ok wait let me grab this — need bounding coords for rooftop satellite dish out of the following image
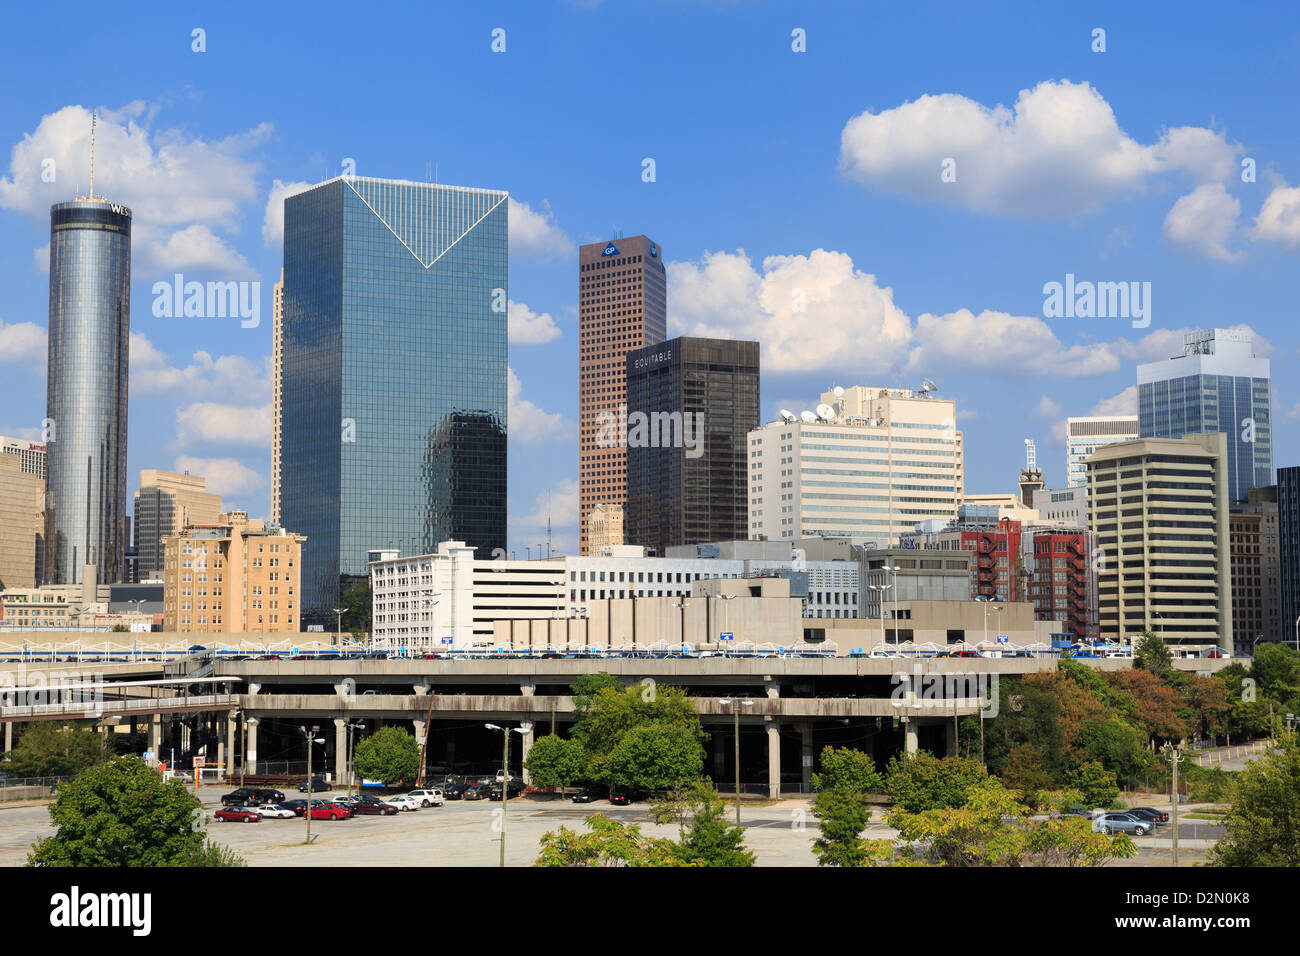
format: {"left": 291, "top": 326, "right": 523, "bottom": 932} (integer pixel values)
{"left": 779, "top": 409, "right": 796, "bottom": 424}
{"left": 816, "top": 403, "right": 836, "bottom": 422}
{"left": 833, "top": 386, "right": 845, "bottom": 399}
{"left": 922, "top": 378, "right": 938, "bottom": 393}
{"left": 800, "top": 411, "right": 817, "bottom": 423}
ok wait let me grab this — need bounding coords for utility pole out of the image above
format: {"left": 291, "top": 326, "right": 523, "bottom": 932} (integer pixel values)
{"left": 1164, "top": 744, "right": 1182, "bottom": 867}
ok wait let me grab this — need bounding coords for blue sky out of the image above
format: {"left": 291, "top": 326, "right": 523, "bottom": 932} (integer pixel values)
{"left": 1, "top": 0, "right": 1298, "bottom": 556}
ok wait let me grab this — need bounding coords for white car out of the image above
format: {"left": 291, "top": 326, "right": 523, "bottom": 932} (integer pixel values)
{"left": 386, "top": 795, "right": 421, "bottom": 812}
{"left": 407, "top": 789, "right": 444, "bottom": 807}
{"left": 256, "top": 804, "right": 296, "bottom": 819}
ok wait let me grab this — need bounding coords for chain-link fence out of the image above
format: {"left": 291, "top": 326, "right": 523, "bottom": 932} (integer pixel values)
{"left": 0, "top": 775, "right": 71, "bottom": 803}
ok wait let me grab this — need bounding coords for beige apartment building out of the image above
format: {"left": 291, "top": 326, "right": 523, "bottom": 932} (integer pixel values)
{"left": 0, "top": 438, "right": 46, "bottom": 589}
{"left": 1087, "top": 433, "right": 1231, "bottom": 650}
{"left": 271, "top": 269, "right": 284, "bottom": 524}
{"left": 587, "top": 502, "right": 624, "bottom": 552}
{"left": 163, "top": 511, "right": 305, "bottom": 633}
{"left": 133, "top": 470, "right": 222, "bottom": 581}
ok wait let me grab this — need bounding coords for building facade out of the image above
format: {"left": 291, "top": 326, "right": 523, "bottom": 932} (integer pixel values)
{"left": 44, "top": 198, "right": 132, "bottom": 586}
{"left": 578, "top": 236, "right": 667, "bottom": 554}
{"left": 1279, "top": 467, "right": 1300, "bottom": 650}
{"left": 270, "top": 268, "right": 284, "bottom": 525}
{"left": 0, "top": 438, "right": 46, "bottom": 589}
{"left": 587, "top": 503, "right": 623, "bottom": 552}
{"left": 280, "top": 177, "right": 508, "bottom": 623}
{"left": 1088, "top": 434, "right": 1231, "bottom": 649}
{"left": 1066, "top": 416, "right": 1138, "bottom": 488}
{"left": 162, "top": 512, "right": 305, "bottom": 633}
{"left": 748, "top": 385, "right": 963, "bottom": 544}
{"left": 132, "top": 470, "right": 222, "bottom": 581}
{"left": 1138, "top": 328, "right": 1272, "bottom": 505}
{"left": 624, "top": 336, "right": 759, "bottom": 555}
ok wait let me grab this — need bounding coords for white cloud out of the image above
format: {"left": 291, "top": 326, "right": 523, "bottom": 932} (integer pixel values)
{"left": 0, "top": 319, "right": 46, "bottom": 363}
{"left": 838, "top": 79, "right": 1239, "bottom": 218}
{"left": 1088, "top": 386, "right": 1138, "bottom": 418}
{"left": 907, "top": 309, "right": 1121, "bottom": 378}
{"left": 668, "top": 248, "right": 911, "bottom": 374}
{"left": 33, "top": 244, "right": 48, "bottom": 274}
{"left": 262, "top": 179, "right": 313, "bottom": 248}
{"left": 131, "top": 332, "right": 269, "bottom": 399}
{"left": 511, "top": 478, "right": 579, "bottom": 554}
{"left": 1033, "top": 395, "right": 1062, "bottom": 420}
{"left": 1163, "top": 183, "right": 1242, "bottom": 261}
{"left": 138, "top": 223, "right": 255, "bottom": 276}
{"left": 1251, "top": 182, "right": 1300, "bottom": 248}
{"left": 508, "top": 197, "right": 572, "bottom": 259}
{"left": 508, "top": 367, "right": 573, "bottom": 443}
{"left": 0, "top": 425, "right": 44, "bottom": 441}
{"left": 508, "top": 299, "right": 562, "bottom": 345}
{"left": 174, "top": 402, "right": 271, "bottom": 449}
{"left": 173, "top": 455, "right": 263, "bottom": 499}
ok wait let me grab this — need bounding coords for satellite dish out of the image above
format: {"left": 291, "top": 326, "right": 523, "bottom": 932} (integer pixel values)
{"left": 800, "top": 411, "right": 817, "bottom": 423}
{"left": 779, "top": 409, "right": 796, "bottom": 423}
{"left": 816, "top": 403, "right": 835, "bottom": 421}
{"left": 833, "top": 386, "right": 845, "bottom": 399}
{"left": 922, "top": 378, "right": 938, "bottom": 392}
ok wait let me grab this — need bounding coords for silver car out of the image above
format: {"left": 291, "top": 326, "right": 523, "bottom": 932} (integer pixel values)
{"left": 1093, "top": 813, "right": 1152, "bottom": 836}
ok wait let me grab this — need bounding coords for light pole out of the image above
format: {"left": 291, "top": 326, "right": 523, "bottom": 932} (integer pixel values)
{"left": 242, "top": 716, "right": 257, "bottom": 787}
{"left": 867, "top": 584, "right": 891, "bottom": 647}
{"left": 881, "top": 565, "right": 902, "bottom": 645}
{"left": 977, "top": 595, "right": 1002, "bottom": 647}
{"left": 346, "top": 719, "right": 366, "bottom": 797}
{"left": 298, "top": 724, "right": 324, "bottom": 845}
{"left": 717, "top": 593, "right": 736, "bottom": 650}
{"left": 718, "top": 699, "right": 754, "bottom": 824}
{"left": 485, "top": 723, "right": 527, "bottom": 867}
{"left": 672, "top": 600, "right": 688, "bottom": 648}
{"left": 1294, "top": 614, "right": 1300, "bottom": 653}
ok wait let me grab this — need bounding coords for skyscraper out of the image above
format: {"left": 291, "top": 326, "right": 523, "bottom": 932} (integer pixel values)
{"left": 270, "top": 268, "right": 284, "bottom": 525}
{"left": 1138, "top": 328, "right": 1272, "bottom": 505}
{"left": 1065, "top": 415, "right": 1137, "bottom": 488}
{"left": 0, "top": 436, "right": 46, "bottom": 589}
{"left": 280, "top": 176, "right": 507, "bottom": 623}
{"left": 132, "top": 469, "right": 222, "bottom": 581}
{"left": 1279, "top": 466, "right": 1300, "bottom": 649}
{"left": 578, "top": 236, "right": 667, "bottom": 554}
{"left": 624, "top": 336, "right": 759, "bottom": 554}
{"left": 44, "top": 196, "right": 132, "bottom": 585}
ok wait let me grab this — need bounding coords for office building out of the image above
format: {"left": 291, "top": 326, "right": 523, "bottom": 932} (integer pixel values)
{"left": 271, "top": 268, "right": 284, "bottom": 525}
{"left": 0, "top": 437, "right": 46, "bottom": 588}
{"left": 1232, "top": 486, "right": 1279, "bottom": 651}
{"left": 1066, "top": 416, "right": 1138, "bottom": 488}
{"left": 44, "top": 195, "right": 132, "bottom": 585}
{"left": 132, "top": 470, "right": 222, "bottom": 581}
{"left": 624, "top": 336, "right": 759, "bottom": 555}
{"left": 748, "top": 385, "right": 963, "bottom": 544}
{"left": 280, "top": 177, "right": 507, "bottom": 623}
{"left": 1037, "top": 485, "right": 1089, "bottom": 528}
{"left": 1027, "top": 530, "right": 1098, "bottom": 641}
{"left": 1088, "top": 434, "right": 1231, "bottom": 649}
{"left": 1138, "top": 328, "right": 1272, "bottom": 504}
{"left": 587, "top": 503, "right": 623, "bottom": 552}
{"left": 902, "top": 520, "right": 1027, "bottom": 603}
{"left": 578, "top": 236, "right": 667, "bottom": 554}
{"left": 1279, "top": 467, "right": 1300, "bottom": 649}
{"left": 162, "top": 511, "right": 305, "bottom": 633}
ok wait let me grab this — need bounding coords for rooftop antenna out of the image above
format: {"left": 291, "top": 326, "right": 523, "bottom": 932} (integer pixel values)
{"left": 88, "top": 111, "right": 96, "bottom": 200}
{"left": 546, "top": 491, "right": 553, "bottom": 558}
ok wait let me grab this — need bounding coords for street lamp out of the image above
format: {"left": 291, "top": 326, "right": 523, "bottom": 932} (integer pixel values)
{"left": 717, "top": 699, "right": 754, "bottom": 824}
{"left": 346, "top": 719, "right": 366, "bottom": 797}
{"left": 298, "top": 724, "right": 324, "bottom": 845}
{"left": 485, "top": 723, "right": 528, "bottom": 867}
{"left": 672, "top": 600, "right": 688, "bottom": 647}
{"left": 716, "top": 593, "right": 737, "bottom": 650}
{"left": 881, "top": 565, "right": 902, "bottom": 645}
{"left": 332, "top": 607, "right": 346, "bottom": 648}
{"left": 867, "top": 584, "right": 892, "bottom": 647}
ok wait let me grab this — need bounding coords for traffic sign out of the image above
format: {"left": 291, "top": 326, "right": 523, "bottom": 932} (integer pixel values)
{"left": 720, "top": 632, "right": 734, "bottom": 642}
{"left": 996, "top": 635, "right": 1008, "bottom": 644}
{"left": 143, "top": 751, "right": 156, "bottom": 763}
{"left": 192, "top": 757, "right": 205, "bottom": 768}
{"left": 441, "top": 637, "right": 453, "bottom": 645}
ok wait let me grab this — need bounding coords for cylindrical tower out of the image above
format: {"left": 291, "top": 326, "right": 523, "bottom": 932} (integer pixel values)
{"left": 44, "top": 198, "right": 132, "bottom": 585}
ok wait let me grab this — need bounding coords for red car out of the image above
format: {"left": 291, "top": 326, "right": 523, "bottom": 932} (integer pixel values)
{"left": 214, "top": 807, "right": 262, "bottom": 823}
{"left": 350, "top": 797, "right": 398, "bottom": 815}
{"left": 308, "top": 803, "right": 353, "bottom": 820}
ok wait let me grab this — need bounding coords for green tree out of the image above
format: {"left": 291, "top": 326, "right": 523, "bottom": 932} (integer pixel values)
{"left": 605, "top": 723, "right": 703, "bottom": 791}
{"left": 1067, "top": 760, "right": 1120, "bottom": 808}
{"left": 671, "top": 780, "right": 755, "bottom": 867}
{"left": 886, "top": 753, "right": 990, "bottom": 813}
{"left": 523, "top": 734, "right": 588, "bottom": 796}
{"left": 1, "top": 721, "right": 104, "bottom": 778}
{"left": 1249, "top": 643, "right": 1300, "bottom": 709}
{"left": 1208, "top": 734, "right": 1300, "bottom": 867}
{"left": 812, "top": 746, "right": 884, "bottom": 794}
{"left": 29, "top": 756, "right": 204, "bottom": 866}
{"left": 353, "top": 726, "right": 419, "bottom": 785}
{"left": 190, "top": 840, "right": 248, "bottom": 867}
{"left": 534, "top": 813, "right": 683, "bottom": 867}
{"left": 570, "top": 672, "right": 622, "bottom": 718}
{"left": 570, "top": 681, "right": 707, "bottom": 789}
{"left": 1134, "top": 632, "right": 1174, "bottom": 678}
{"left": 811, "top": 785, "right": 875, "bottom": 867}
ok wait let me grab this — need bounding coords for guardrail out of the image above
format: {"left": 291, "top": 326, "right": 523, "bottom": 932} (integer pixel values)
{"left": 0, "top": 774, "right": 72, "bottom": 803}
{"left": 0, "top": 693, "right": 239, "bottom": 721}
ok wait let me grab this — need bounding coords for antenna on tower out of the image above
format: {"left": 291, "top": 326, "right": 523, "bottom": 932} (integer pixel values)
{"left": 546, "top": 491, "right": 553, "bottom": 558}
{"left": 88, "top": 111, "right": 97, "bottom": 199}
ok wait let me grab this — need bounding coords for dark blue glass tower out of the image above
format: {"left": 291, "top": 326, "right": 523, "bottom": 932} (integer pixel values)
{"left": 281, "top": 177, "right": 507, "bottom": 622}
{"left": 44, "top": 198, "right": 132, "bottom": 585}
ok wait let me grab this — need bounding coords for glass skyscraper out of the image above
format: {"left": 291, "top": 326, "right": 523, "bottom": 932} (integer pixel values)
{"left": 280, "top": 177, "right": 507, "bottom": 622}
{"left": 44, "top": 198, "right": 132, "bottom": 585}
{"left": 1138, "top": 328, "right": 1272, "bottom": 506}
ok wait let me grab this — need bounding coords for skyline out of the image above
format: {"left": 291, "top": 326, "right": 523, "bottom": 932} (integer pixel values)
{"left": 2, "top": 2, "right": 1299, "bottom": 558}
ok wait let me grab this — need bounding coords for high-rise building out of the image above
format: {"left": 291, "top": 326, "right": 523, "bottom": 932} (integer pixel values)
{"left": 1233, "top": 485, "right": 1280, "bottom": 650}
{"left": 132, "top": 469, "right": 223, "bottom": 581}
{"left": 578, "top": 236, "right": 667, "bottom": 554}
{"left": 0, "top": 437, "right": 46, "bottom": 589}
{"left": 1065, "top": 416, "right": 1137, "bottom": 488}
{"left": 280, "top": 177, "right": 507, "bottom": 622}
{"left": 748, "top": 385, "right": 963, "bottom": 544}
{"left": 44, "top": 195, "right": 132, "bottom": 586}
{"left": 587, "top": 502, "right": 624, "bottom": 553}
{"left": 271, "top": 268, "right": 284, "bottom": 524}
{"left": 1088, "top": 434, "right": 1231, "bottom": 650}
{"left": 1138, "top": 328, "right": 1272, "bottom": 504}
{"left": 624, "top": 336, "right": 759, "bottom": 555}
{"left": 1279, "top": 467, "right": 1300, "bottom": 650}
{"left": 162, "top": 511, "right": 304, "bottom": 633}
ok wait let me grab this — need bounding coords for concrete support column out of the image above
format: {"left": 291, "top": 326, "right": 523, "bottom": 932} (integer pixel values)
{"left": 3, "top": 722, "right": 12, "bottom": 753}
{"left": 765, "top": 681, "right": 779, "bottom": 700}
{"left": 519, "top": 721, "right": 535, "bottom": 784}
{"left": 226, "top": 716, "right": 237, "bottom": 777}
{"left": 412, "top": 718, "right": 426, "bottom": 755}
{"left": 413, "top": 682, "right": 430, "bottom": 696}
{"left": 713, "top": 728, "right": 725, "bottom": 780}
{"left": 798, "top": 721, "right": 814, "bottom": 792}
{"left": 767, "top": 722, "right": 781, "bottom": 800}
{"left": 150, "top": 714, "right": 162, "bottom": 756}
{"left": 246, "top": 720, "right": 259, "bottom": 774}
{"left": 335, "top": 719, "right": 348, "bottom": 784}
{"left": 520, "top": 682, "right": 536, "bottom": 697}
{"left": 904, "top": 719, "right": 918, "bottom": 757}
{"left": 945, "top": 717, "right": 957, "bottom": 758}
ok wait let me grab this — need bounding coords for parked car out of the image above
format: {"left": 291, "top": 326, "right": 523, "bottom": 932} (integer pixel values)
{"left": 1128, "top": 807, "right": 1170, "bottom": 825}
{"left": 571, "top": 785, "right": 607, "bottom": 804}
{"left": 406, "top": 789, "right": 443, "bottom": 807}
{"left": 298, "top": 777, "right": 331, "bottom": 793}
{"left": 282, "top": 799, "right": 310, "bottom": 816}
{"left": 220, "top": 788, "right": 259, "bottom": 807}
{"left": 386, "top": 795, "right": 421, "bottom": 812}
{"left": 214, "top": 807, "right": 262, "bottom": 823}
{"left": 250, "top": 787, "right": 285, "bottom": 804}
{"left": 609, "top": 788, "right": 646, "bottom": 806}
{"left": 351, "top": 796, "right": 399, "bottom": 816}
{"left": 330, "top": 795, "right": 361, "bottom": 807}
{"left": 256, "top": 804, "right": 296, "bottom": 819}
{"left": 308, "top": 803, "right": 353, "bottom": 821}
{"left": 463, "top": 783, "right": 492, "bottom": 800}
{"left": 1203, "top": 649, "right": 1228, "bottom": 658}
{"left": 488, "top": 779, "right": 526, "bottom": 800}
{"left": 444, "top": 782, "right": 469, "bottom": 800}
{"left": 1093, "top": 813, "right": 1153, "bottom": 836}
